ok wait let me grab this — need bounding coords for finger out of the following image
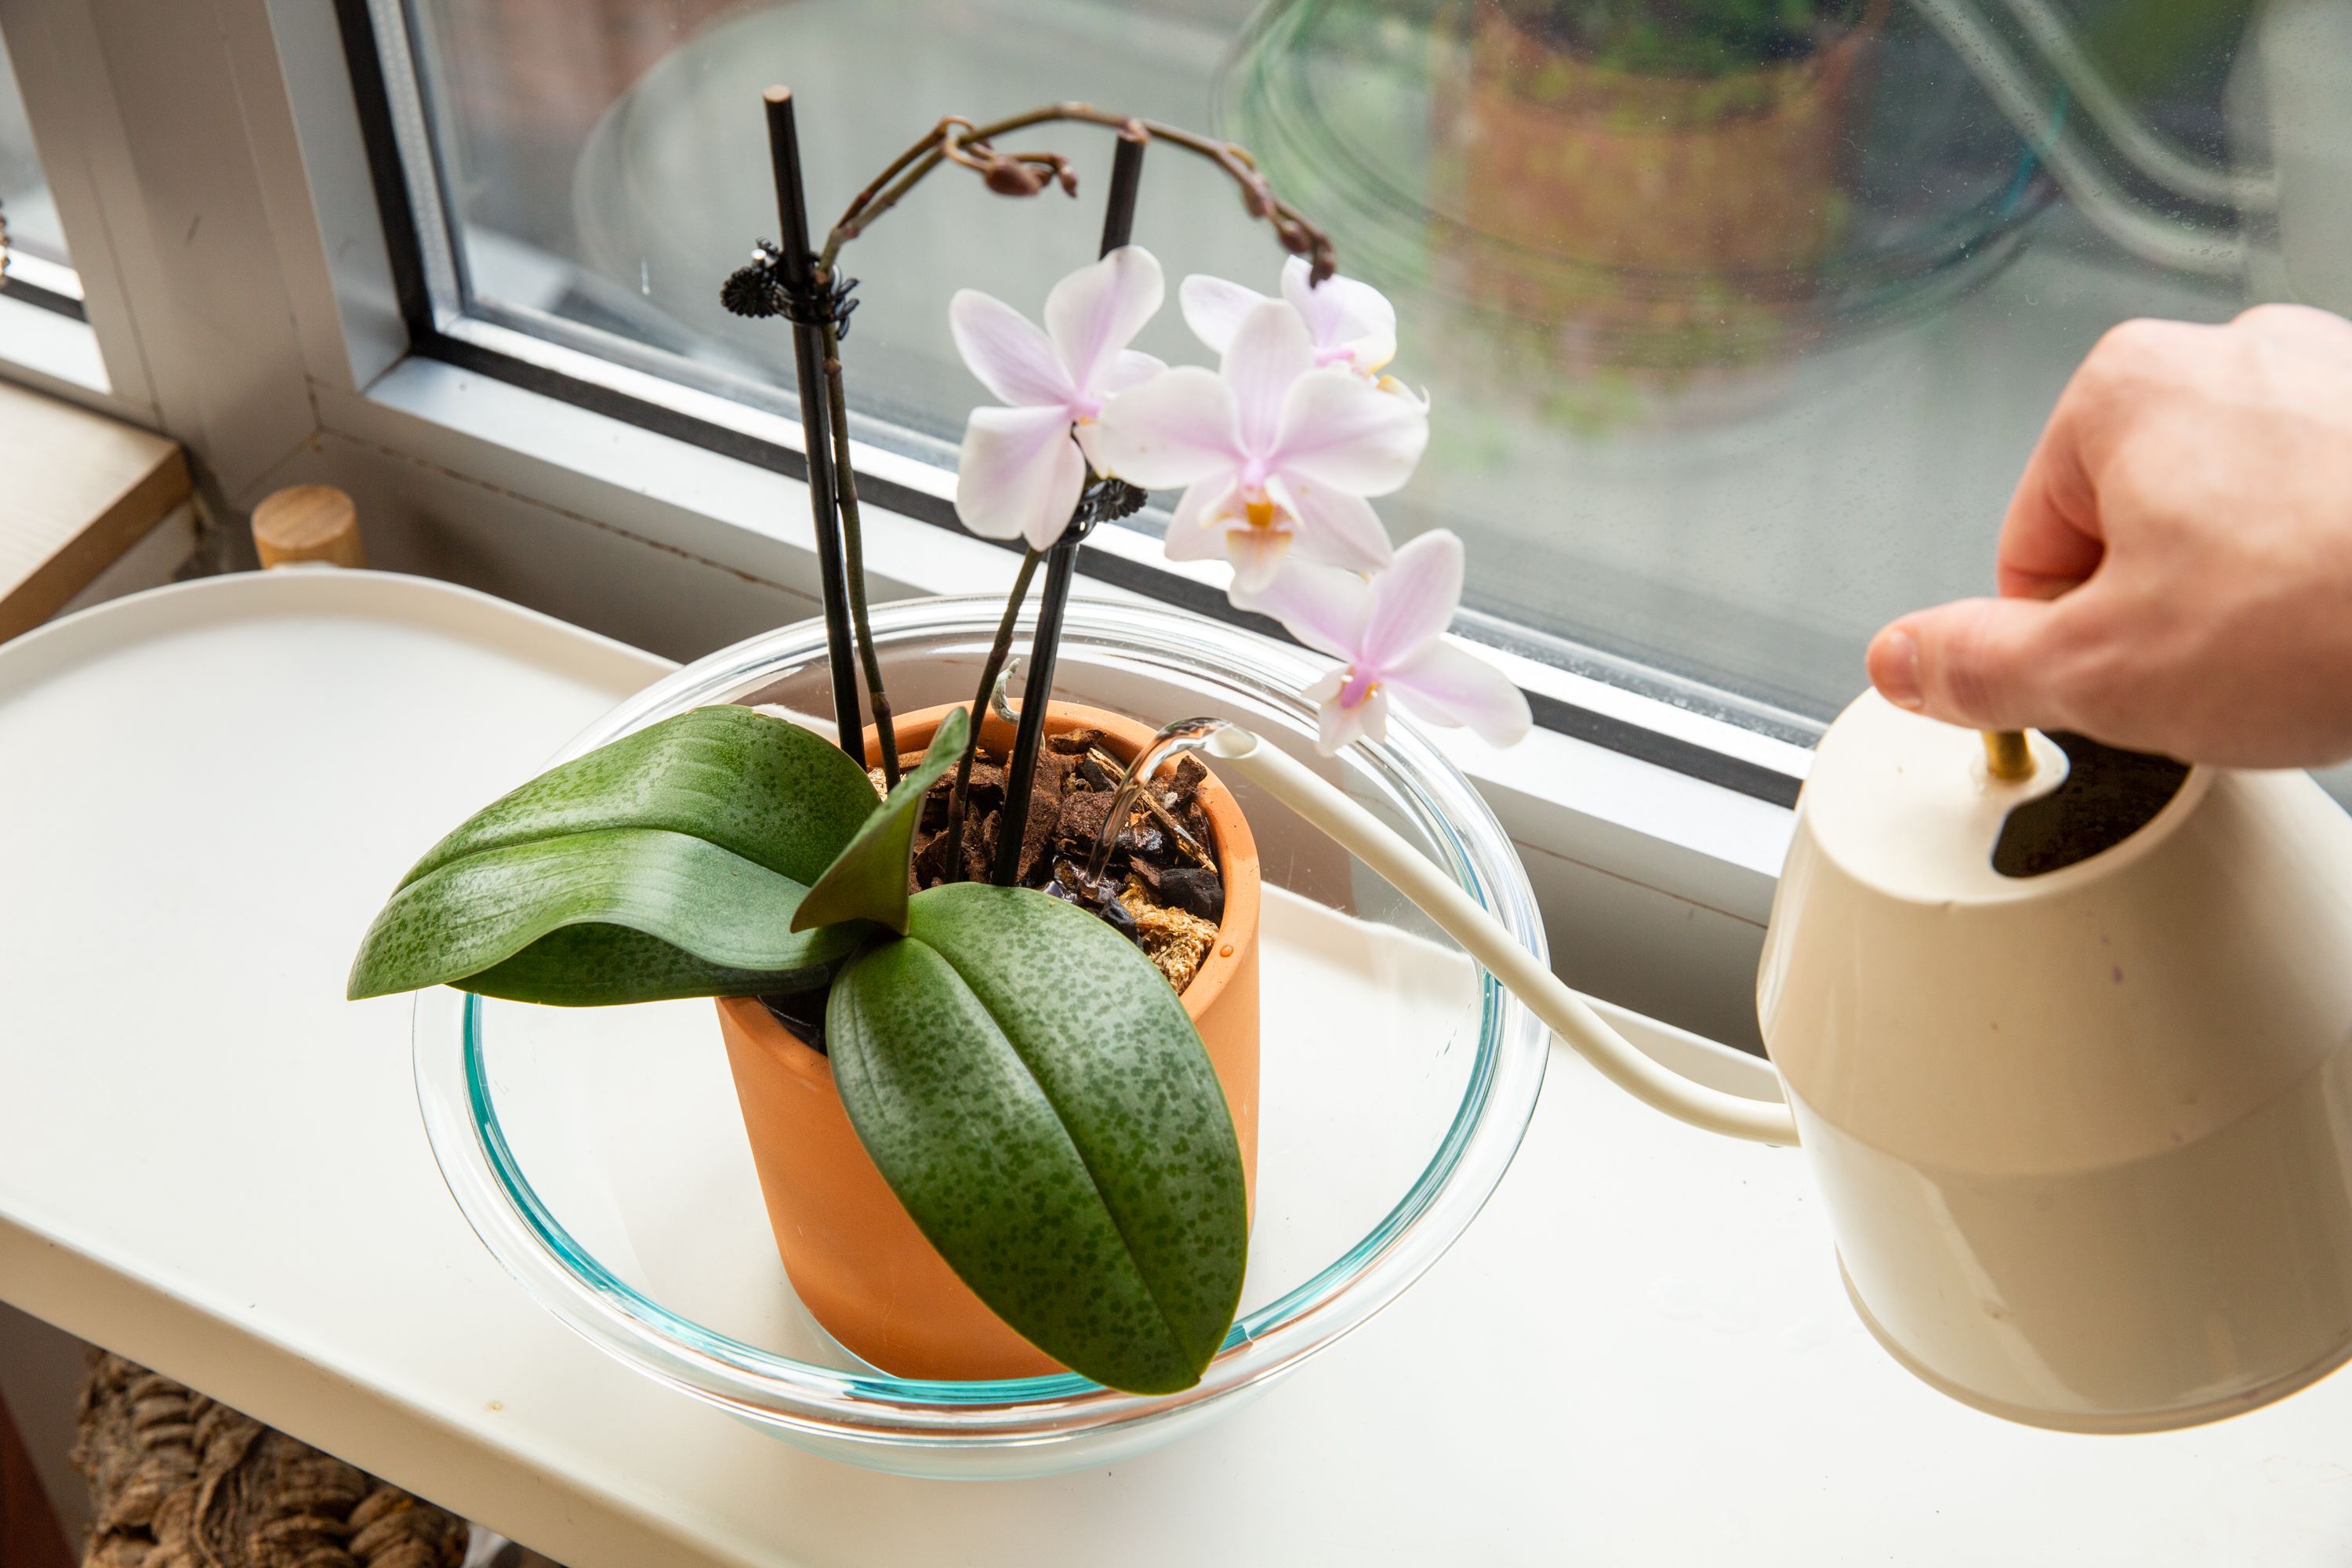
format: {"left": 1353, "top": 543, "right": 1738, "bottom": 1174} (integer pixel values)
{"left": 1867, "top": 595, "right": 2076, "bottom": 731}
{"left": 2234, "top": 300, "right": 2352, "bottom": 354}
{"left": 1994, "top": 356, "right": 2112, "bottom": 601}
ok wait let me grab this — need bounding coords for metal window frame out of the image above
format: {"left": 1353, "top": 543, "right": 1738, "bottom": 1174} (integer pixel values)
{"left": 0, "top": 256, "right": 89, "bottom": 323}
{"left": 0, "top": 0, "right": 164, "bottom": 418}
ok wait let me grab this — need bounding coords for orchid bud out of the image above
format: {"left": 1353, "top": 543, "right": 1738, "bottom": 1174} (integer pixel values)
{"left": 985, "top": 159, "right": 1051, "bottom": 197}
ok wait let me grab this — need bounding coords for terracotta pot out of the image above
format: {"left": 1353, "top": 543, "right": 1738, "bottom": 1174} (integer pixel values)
{"left": 1439, "top": 0, "right": 1886, "bottom": 365}
{"left": 714, "top": 702, "right": 1262, "bottom": 1381}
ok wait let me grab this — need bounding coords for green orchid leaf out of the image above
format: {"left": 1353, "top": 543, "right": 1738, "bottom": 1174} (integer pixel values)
{"left": 400, "top": 705, "right": 877, "bottom": 890}
{"left": 348, "top": 827, "right": 862, "bottom": 1003}
{"left": 349, "top": 706, "right": 880, "bottom": 1003}
{"left": 792, "top": 707, "right": 968, "bottom": 936}
{"left": 826, "top": 881, "right": 1247, "bottom": 1394}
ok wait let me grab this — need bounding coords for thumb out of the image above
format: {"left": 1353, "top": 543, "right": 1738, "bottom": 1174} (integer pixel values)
{"left": 1866, "top": 596, "right": 2074, "bottom": 731}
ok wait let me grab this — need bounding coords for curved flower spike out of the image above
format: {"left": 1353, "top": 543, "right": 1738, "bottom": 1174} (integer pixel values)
{"left": 952, "top": 246, "right": 1167, "bottom": 550}
{"left": 1091, "top": 298, "right": 1426, "bottom": 593}
{"left": 1236, "top": 530, "right": 1532, "bottom": 756}
{"left": 1181, "top": 257, "right": 1400, "bottom": 387}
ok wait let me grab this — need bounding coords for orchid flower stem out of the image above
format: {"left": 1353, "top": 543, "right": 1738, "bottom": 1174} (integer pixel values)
{"left": 819, "top": 319, "right": 898, "bottom": 786}
{"left": 939, "top": 547, "right": 1044, "bottom": 881}
{"left": 818, "top": 103, "right": 1334, "bottom": 282}
{"left": 992, "top": 530, "right": 1081, "bottom": 887}
{"left": 989, "top": 135, "right": 1145, "bottom": 887}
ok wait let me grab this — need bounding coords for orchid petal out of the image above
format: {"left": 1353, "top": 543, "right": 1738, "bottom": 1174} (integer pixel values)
{"left": 1281, "top": 481, "right": 1395, "bottom": 577}
{"left": 1045, "top": 246, "right": 1164, "bottom": 400}
{"left": 1160, "top": 480, "right": 1233, "bottom": 562}
{"left": 950, "top": 290, "right": 1076, "bottom": 409}
{"left": 1101, "top": 349, "right": 1167, "bottom": 396}
{"left": 1180, "top": 274, "right": 1267, "bottom": 357}
{"left": 956, "top": 404, "right": 1085, "bottom": 547}
{"left": 1225, "top": 521, "right": 1294, "bottom": 595}
{"left": 1230, "top": 557, "right": 1371, "bottom": 663}
{"left": 1388, "top": 642, "right": 1532, "bottom": 747}
{"left": 1072, "top": 419, "right": 1106, "bottom": 472}
{"left": 1381, "top": 377, "right": 1434, "bottom": 413}
{"left": 1281, "top": 257, "right": 1398, "bottom": 375}
{"left": 1354, "top": 684, "right": 1393, "bottom": 749}
{"left": 1362, "top": 528, "right": 1463, "bottom": 670}
{"left": 1305, "top": 669, "right": 1348, "bottom": 755}
{"left": 1223, "top": 299, "right": 1317, "bottom": 457}
{"left": 1091, "top": 366, "right": 1240, "bottom": 488}
{"left": 1307, "top": 671, "right": 1388, "bottom": 756}
{"left": 1269, "top": 368, "right": 1428, "bottom": 496}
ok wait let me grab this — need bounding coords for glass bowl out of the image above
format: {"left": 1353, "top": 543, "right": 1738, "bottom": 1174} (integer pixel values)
{"left": 413, "top": 595, "right": 1549, "bottom": 1477}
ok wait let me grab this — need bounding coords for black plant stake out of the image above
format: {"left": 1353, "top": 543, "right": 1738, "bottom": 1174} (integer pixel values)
{"left": 753, "top": 87, "right": 862, "bottom": 758}
{"left": 990, "top": 131, "right": 1151, "bottom": 887}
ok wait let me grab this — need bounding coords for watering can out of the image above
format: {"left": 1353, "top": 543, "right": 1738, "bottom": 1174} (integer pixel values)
{"left": 1196, "top": 694, "right": 2352, "bottom": 1432}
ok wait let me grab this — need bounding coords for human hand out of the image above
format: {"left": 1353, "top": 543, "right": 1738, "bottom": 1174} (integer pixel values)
{"left": 1864, "top": 304, "right": 2352, "bottom": 768}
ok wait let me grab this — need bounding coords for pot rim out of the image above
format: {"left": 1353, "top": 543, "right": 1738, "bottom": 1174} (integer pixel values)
{"left": 857, "top": 699, "right": 1258, "bottom": 1030}
{"left": 415, "top": 594, "right": 1548, "bottom": 1450}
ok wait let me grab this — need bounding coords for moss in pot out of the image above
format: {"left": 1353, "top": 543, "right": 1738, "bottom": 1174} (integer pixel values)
{"left": 347, "top": 97, "right": 1529, "bottom": 1396}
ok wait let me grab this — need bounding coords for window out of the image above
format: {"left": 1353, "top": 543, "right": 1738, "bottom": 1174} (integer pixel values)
{"left": 0, "top": 23, "right": 81, "bottom": 319}
{"left": 361, "top": 0, "right": 2330, "bottom": 764}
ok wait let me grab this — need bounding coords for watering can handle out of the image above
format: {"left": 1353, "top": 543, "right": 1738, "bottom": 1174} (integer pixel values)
{"left": 1203, "top": 728, "right": 1799, "bottom": 1147}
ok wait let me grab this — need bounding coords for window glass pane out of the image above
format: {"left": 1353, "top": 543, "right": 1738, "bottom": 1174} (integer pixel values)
{"left": 0, "top": 25, "right": 72, "bottom": 271}
{"left": 400, "top": 0, "right": 2329, "bottom": 731}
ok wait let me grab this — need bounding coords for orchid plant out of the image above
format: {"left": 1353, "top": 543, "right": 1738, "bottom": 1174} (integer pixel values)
{"left": 347, "top": 100, "right": 1526, "bottom": 1402}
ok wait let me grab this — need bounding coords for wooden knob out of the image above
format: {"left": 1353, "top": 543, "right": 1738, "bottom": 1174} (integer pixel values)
{"left": 251, "top": 485, "right": 365, "bottom": 569}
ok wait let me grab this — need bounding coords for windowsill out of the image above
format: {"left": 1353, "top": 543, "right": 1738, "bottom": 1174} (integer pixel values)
{"left": 304, "top": 350, "right": 1799, "bottom": 1049}
{"left": 0, "top": 375, "right": 187, "bottom": 640}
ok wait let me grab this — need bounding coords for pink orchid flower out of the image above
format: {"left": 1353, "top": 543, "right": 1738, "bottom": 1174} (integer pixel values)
{"left": 1091, "top": 297, "right": 1427, "bottom": 593}
{"left": 1180, "top": 257, "right": 1401, "bottom": 387}
{"left": 950, "top": 245, "right": 1167, "bottom": 550}
{"left": 1238, "top": 530, "right": 1532, "bottom": 755}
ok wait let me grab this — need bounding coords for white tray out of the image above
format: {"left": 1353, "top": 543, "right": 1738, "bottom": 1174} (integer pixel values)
{"left": 5, "top": 569, "right": 2352, "bottom": 1566}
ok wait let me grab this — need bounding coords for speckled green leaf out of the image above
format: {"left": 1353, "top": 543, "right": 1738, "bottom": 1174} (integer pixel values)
{"left": 398, "top": 705, "right": 877, "bottom": 890}
{"left": 348, "top": 706, "right": 877, "bottom": 1003}
{"left": 826, "top": 882, "right": 1246, "bottom": 1394}
{"left": 793, "top": 709, "right": 967, "bottom": 936}
{"left": 347, "top": 828, "right": 861, "bottom": 1003}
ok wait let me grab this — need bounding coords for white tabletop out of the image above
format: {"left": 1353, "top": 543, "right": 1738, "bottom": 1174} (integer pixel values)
{"left": 4, "top": 569, "right": 2350, "bottom": 1566}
